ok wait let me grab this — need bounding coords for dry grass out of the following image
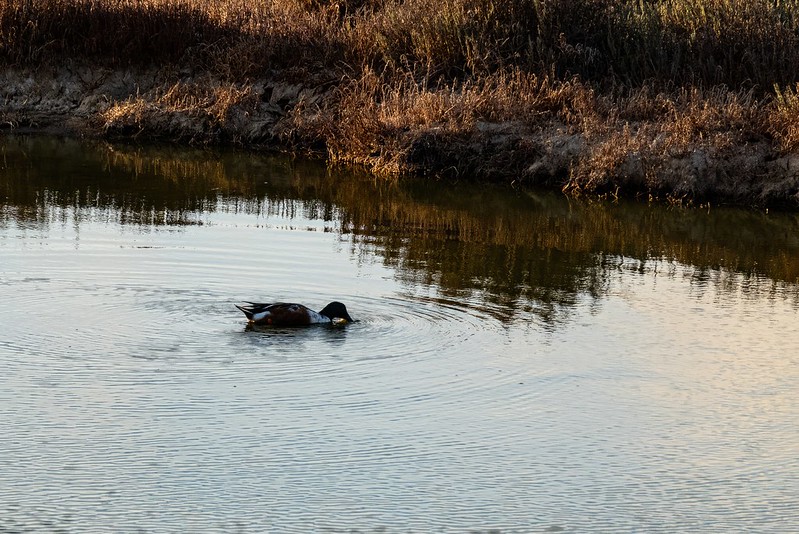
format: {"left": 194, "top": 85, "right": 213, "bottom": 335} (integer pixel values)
{"left": 285, "top": 68, "right": 596, "bottom": 173}
{"left": 565, "top": 86, "right": 767, "bottom": 194}
{"left": 770, "top": 84, "right": 799, "bottom": 152}
{"left": 8, "top": 0, "right": 799, "bottom": 88}
{"left": 280, "top": 67, "right": 771, "bottom": 191}
{"left": 4, "top": 0, "right": 799, "bottom": 203}
{"left": 101, "top": 81, "right": 258, "bottom": 142}
{"left": 0, "top": 0, "right": 347, "bottom": 76}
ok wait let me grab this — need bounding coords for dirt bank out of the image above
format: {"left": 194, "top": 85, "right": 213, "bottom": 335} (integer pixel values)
{"left": 2, "top": 66, "right": 798, "bottom": 208}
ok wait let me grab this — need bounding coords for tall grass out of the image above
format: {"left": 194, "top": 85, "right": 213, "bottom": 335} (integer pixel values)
{"left": 1, "top": 0, "right": 230, "bottom": 65}
{"left": 6, "top": 0, "right": 799, "bottom": 89}
{"left": 0, "top": 0, "right": 346, "bottom": 73}
{"left": 606, "top": 0, "right": 799, "bottom": 89}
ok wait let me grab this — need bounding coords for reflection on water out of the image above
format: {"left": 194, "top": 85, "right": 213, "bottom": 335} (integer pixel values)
{"left": 1, "top": 135, "right": 798, "bottom": 532}
{"left": 3, "top": 135, "right": 798, "bottom": 326}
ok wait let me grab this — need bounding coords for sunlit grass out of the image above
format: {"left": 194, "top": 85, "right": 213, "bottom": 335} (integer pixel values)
{"left": 100, "top": 80, "right": 259, "bottom": 142}
{"left": 4, "top": 0, "right": 799, "bottom": 201}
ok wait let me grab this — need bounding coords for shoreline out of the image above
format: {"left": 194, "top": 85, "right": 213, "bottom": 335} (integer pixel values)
{"left": 2, "top": 65, "right": 798, "bottom": 209}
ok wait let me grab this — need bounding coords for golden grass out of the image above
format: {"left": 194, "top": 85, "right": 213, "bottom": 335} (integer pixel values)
{"left": 4, "top": 0, "right": 799, "bottom": 203}
{"left": 770, "top": 84, "right": 799, "bottom": 152}
{"left": 277, "top": 66, "right": 772, "bottom": 190}
{"left": 100, "top": 81, "right": 258, "bottom": 142}
{"left": 7, "top": 0, "right": 799, "bottom": 88}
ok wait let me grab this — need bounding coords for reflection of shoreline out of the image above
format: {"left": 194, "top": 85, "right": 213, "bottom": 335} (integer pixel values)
{"left": 2, "top": 136, "right": 798, "bottom": 321}
{"left": 335, "top": 180, "right": 799, "bottom": 287}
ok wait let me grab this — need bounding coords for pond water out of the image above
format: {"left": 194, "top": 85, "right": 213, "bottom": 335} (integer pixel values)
{"left": 1, "top": 135, "right": 798, "bottom": 533}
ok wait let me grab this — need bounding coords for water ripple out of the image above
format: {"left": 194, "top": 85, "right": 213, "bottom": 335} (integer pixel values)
{"left": 3, "top": 142, "right": 799, "bottom": 532}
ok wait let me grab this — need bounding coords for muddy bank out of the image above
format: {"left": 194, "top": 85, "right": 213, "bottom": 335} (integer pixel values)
{"left": 2, "top": 66, "right": 798, "bottom": 208}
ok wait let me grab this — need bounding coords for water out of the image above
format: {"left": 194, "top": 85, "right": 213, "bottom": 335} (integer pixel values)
{"left": 1, "top": 135, "right": 798, "bottom": 533}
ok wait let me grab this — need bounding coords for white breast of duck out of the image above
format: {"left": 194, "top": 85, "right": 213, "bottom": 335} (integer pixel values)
{"left": 306, "top": 308, "right": 330, "bottom": 323}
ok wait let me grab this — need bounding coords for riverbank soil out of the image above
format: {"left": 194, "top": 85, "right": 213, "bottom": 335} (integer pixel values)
{"left": 3, "top": 0, "right": 799, "bottom": 207}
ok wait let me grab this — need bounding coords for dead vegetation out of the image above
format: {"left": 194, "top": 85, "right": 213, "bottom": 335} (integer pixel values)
{"left": 3, "top": 0, "right": 799, "bottom": 206}
{"left": 100, "top": 81, "right": 259, "bottom": 142}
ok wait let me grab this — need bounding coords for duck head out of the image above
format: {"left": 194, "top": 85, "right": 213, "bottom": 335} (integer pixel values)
{"left": 319, "top": 301, "right": 354, "bottom": 323}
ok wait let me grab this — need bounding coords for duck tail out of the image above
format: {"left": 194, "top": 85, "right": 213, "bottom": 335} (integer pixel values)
{"left": 235, "top": 303, "right": 255, "bottom": 320}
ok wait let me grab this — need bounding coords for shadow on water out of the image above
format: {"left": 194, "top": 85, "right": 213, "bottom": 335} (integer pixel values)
{"left": 239, "top": 323, "right": 352, "bottom": 358}
{"left": 3, "top": 134, "right": 799, "bottom": 327}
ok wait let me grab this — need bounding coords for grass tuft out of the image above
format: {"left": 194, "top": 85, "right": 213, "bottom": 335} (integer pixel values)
{"left": 101, "top": 80, "right": 258, "bottom": 142}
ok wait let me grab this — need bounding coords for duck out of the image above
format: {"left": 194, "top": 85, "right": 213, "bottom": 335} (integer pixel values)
{"left": 235, "top": 301, "right": 355, "bottom": 326}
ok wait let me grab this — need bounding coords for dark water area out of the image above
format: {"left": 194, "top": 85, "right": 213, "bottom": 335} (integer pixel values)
{"left": 1, "top": 135, "right": 798, "bottom": 532}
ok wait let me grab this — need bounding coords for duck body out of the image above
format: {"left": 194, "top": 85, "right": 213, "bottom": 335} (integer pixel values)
{"left": 236, "top": 301, "right": 354, "bottom": 326}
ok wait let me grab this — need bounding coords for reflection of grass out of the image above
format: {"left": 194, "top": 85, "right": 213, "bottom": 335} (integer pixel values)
{"left": 0, "top": 136, "right": 293, "bottom": 224}
{"left": 328, "top": 176, "right": 799, "bottom": 285}
{"left": 2, "top": 136, "right": 798, "bottom": 323}
{"left": 323, "top": 175, "right": 799, "bottom": 320}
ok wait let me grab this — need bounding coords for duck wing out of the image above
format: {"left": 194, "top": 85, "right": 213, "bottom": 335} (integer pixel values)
{"left": 235, "top": 302, "right": 311, "bottom": 325}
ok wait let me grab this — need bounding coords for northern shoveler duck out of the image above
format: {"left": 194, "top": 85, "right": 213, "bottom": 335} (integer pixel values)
{"left": 235, "top": 301, "right": 355, "bottom": 326}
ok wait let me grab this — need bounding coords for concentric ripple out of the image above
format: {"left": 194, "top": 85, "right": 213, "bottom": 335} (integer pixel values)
{"left": 3, "top": 140, "right": 799, "bottom": 533}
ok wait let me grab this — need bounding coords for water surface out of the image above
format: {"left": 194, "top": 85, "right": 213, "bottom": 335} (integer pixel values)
{"left": 1, "top": 136, "right": 798, "bottom": 532}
